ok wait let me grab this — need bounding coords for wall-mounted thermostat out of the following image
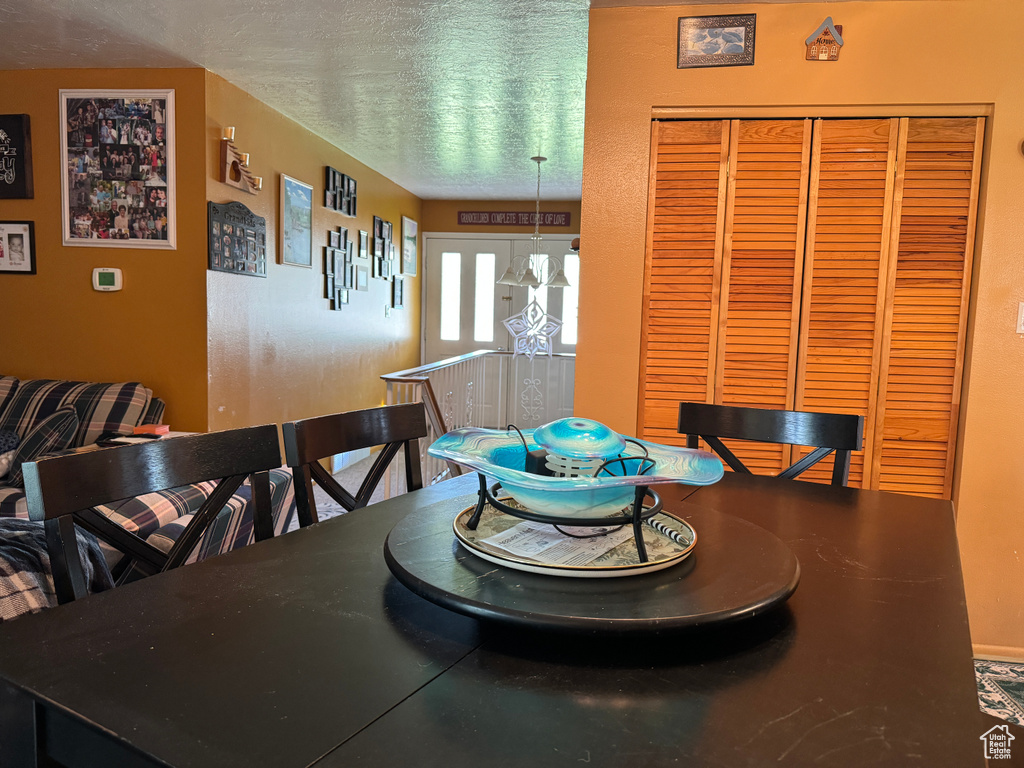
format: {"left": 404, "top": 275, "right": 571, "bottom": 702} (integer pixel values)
{"left": 92, "top": 267, "right": 123, "bottom": 292}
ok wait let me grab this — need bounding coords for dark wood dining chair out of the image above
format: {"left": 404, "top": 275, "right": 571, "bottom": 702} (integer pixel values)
{"left": 22, "top": 425, "right": 283, "bottom": 604}
{"left": 677, "top": 402, "right": 864, "bottom": 486}
{"left": 282, "top": 403, "right": 427, "bottom": 528}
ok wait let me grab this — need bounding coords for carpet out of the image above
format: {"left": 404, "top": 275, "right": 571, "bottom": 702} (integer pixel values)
{"left": 977, "top": 659, "right": 1024, "bottom": 725}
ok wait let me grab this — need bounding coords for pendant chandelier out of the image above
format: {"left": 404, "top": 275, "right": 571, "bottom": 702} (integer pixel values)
{"left": 496, "top": 156, "right": 571, "bottom": 289}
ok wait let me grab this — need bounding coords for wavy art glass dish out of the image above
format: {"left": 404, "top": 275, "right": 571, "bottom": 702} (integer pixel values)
{"left": 428, "top": 418, "right": 724, "bottom": 520}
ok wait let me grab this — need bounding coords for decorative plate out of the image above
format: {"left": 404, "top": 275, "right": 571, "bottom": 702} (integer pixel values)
{"left": 452, "top": 498, "right": 697, "bottom": 578}
{"left": 429, "top": 422, "right": 723, "bottom": 520}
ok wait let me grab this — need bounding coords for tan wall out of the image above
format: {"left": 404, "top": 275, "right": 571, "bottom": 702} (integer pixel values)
{"left": 0, "top": 69, "right": 209, "bottom": 431}
{"left": 580, "top": 0, "right": 1024, "bottom": 655}
{"left": 204, "top": 73, "right": 423, "bottom": 430}
{"left": 421, "top": 199, "right": 581, "bottom": 235}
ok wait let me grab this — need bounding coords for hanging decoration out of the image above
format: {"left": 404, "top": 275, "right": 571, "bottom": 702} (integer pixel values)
{"left": 503, "top": 299, "right": 563, "bottom": 360}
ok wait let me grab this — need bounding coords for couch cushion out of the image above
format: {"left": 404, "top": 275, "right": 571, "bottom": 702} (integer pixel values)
{"left": 0, "top": 377, "right": 19, "bottom": 421}
{"left": 0, "top": 430, "right": 19, "bottom": 479}
{"left": 7, "top": 407, "right": 80, "bottom": 488}
{"left": 0, "top": 380, "right": 151, "bottom": 448}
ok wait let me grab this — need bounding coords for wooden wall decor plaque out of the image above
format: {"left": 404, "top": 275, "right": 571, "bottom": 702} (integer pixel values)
{"left": 805, "top": 17, "right": 844, "bottom": 61}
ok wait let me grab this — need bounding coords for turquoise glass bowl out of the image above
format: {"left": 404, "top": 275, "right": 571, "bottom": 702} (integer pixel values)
{"left": 428, "top": 421, "right": 724, "bottom": 520}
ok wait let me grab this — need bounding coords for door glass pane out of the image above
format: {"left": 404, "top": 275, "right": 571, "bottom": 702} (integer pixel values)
{"left": 528, "top": 254, "right": 549, "bottom": 314}
{"left": 440, "top": 251, "right": 461, "bottom": 341}
{"left": 474, "top": 253, "right": 495, "bottom": 342}
{"left": 561, "top": 254, "right": 580, "bottom": 345}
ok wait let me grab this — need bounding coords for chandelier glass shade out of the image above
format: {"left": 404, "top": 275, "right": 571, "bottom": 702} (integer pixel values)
{"left": 496, "top": 156, "right": 571, "bottom": 289}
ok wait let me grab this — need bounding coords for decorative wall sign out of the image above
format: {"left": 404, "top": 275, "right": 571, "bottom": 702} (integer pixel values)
{"left": 677, "top": 14, "right": 756, "bottom": 69}
{"left": 60, "top": 90, "right": 174, "bottom": 247}
{"left": 401, "top": 216, "right": 418, "bottom": 276}
{"left": 208, "top": 201, "right": 266, "bottom": 277}
{"left": 0, "top": 221, "right": 36, "bottom": 274}
{"left": 325, "top": 166, "right": 356, "bottom": 216}
{"left": 280, "top": 174, "right": 313, "bottom": 267}
{"left": 0, "top": 115, "right": 33, "bottom": 199}
{"left": 219, "top": 127, "right": 261, "bottom": 194}
{"left": 457, "top": 211, "right": 571, "bottom": 227}
{"left": 805, "top": 17, "right": 843, "bottom": 61}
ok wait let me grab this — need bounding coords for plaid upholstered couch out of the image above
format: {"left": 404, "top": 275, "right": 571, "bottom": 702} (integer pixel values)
{"left": 0, "top": 377, "right": 295, "bottom": 610}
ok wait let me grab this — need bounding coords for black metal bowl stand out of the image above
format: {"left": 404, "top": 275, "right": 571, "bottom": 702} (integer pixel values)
{"left": 465, "top": 472, "right": 663, "bottom": 563}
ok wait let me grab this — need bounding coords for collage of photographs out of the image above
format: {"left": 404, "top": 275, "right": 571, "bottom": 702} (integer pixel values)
{"left": 63, "top": 94, "right": 170, "bottom": 243}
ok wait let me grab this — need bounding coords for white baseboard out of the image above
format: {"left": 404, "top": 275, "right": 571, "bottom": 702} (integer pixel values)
{"left": 331, "top": 447, "right": 371, "bottom": 474}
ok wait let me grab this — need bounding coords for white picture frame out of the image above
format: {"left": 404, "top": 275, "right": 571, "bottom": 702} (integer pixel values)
{"left": 59, "top": 89, "right": 175, "bottom": 248}
{"left": 279, "top": 174, "right": 313, "bottom": 268}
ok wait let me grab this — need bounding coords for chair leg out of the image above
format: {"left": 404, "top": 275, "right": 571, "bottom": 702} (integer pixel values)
{"left": 44, "top": 517, "right": 88, "bottom": 604}
{"left": 250, "top": 470, "right": 274, "bottom": 542}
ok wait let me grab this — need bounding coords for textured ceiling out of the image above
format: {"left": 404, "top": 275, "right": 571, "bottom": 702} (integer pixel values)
{"left": 0, "top": 0, "right": 590, "bottom": 200}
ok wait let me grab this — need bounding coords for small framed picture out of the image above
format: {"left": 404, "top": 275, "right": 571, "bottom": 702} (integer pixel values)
{"left": 359, "top": 230, "right": 369, "bottom": 260}
{"left": 356, "top": 265, "right": 369, "bottom": 291}
{"left": 401, "top": 216, "right": 418, "bottom": 276}
{"left": 0, "top": 221, "right": 36, "bottom": 274}
{"left": 280, "top": 174, "right": 313, "bottom": 267}
{"left": 329, "top": 230, "right": 341, "bottom": 249}
{"left": 392, "top": 276, "right": 405, "bottom": 309}
{"left": 678, "top": 14, "right": 756, "bottom": 69}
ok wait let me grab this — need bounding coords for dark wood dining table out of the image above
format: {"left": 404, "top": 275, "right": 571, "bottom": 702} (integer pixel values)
{"left": 0, "top": 471, "right": 985, "bottom": 767}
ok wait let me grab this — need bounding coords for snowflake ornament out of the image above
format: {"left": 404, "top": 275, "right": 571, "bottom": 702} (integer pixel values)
{"left": 503, "top": 299, "right": 563, "bottom": 360}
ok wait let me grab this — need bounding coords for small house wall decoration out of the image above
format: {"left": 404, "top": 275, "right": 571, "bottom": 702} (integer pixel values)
{"left": 805, "top": 17, "right": 843, "bottom": 61}
{"left": 220, "top": 127, "right": 262, "bottom": 195}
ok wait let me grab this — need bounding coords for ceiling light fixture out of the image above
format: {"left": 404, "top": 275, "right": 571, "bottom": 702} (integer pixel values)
{"left": 496, "top": 156, "right": 571, "bottom": 289}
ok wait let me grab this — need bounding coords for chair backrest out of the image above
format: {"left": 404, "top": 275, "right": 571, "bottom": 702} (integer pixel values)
{"left": 677, "top": 402, "right": 864, "bottom": 486}
{"left": 22, "top": 425, "right": 282, "bottom": 604}
{"left": 282, "top": 403, "right": 427, "bottom": 527}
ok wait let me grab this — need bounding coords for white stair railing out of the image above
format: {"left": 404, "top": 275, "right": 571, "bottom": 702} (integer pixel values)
{"left": 382, "top": 351, "right": 575, "bottom": 487}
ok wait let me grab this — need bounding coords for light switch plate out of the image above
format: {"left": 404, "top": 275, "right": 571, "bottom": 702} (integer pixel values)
{"left": 1017, "top": 302, "right": 1024, "bottom": 333}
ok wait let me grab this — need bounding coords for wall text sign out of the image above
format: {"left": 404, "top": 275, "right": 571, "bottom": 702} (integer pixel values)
{"left": 458, "top": 211, "right": 571, "bottom": 227}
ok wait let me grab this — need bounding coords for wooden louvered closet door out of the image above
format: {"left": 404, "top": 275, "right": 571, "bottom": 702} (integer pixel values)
{"left": 639, "top": 115, "right": 984, "bottom": 499}
{"left": 793, "top": 118, "right": 899, "bottom": 487}
{"left": 871, "top": 118, "right": 984, "bottom": 498}
{"left": 639, "top": 120, "right": 729, "bottom": 446}
{"left": 715, "top": 120, "right": 812, "bottom": 475}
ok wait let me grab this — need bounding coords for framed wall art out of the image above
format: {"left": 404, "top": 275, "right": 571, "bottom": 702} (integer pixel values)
{"left": 677, "top": 14, "right": 756, "bottom": 69}
{"left": 324, "top": 166, "right": 356, "bottom": 217}
{"left": 280, "top": 174, "right": 313, "bottom": 267}
{"left": 0, "top": 115, "right": 34, "bottom": 199}
{"left": 208, "top": 201, "right": 266, "bottom": 277}
{"left": 0, "top": 221, "right": 36, "bottom": 274}
{"left": 59, "top": 90, "right": 174, "bottom": 247}
{"left": 401, "top": 215, "right": 418, "bottom": 276}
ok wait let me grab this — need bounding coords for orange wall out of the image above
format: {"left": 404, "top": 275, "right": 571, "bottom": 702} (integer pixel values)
{"left": 204, "top": 73, "right": 423, "bottom": 430}
{"left": 579, "top": 0, "right": 1024, "bottom": 655}
{"left": 0, "top": 69, "right": 209, "bottom": 430}
{"left": 421, "top": 199, "right": 581, "bottom": 235}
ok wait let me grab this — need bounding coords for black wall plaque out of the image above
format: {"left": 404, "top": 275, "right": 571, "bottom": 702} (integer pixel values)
{"left": 0, "top": 115, "right": 34, "bottom": 199}
{"left": 208, "top": 201, "right": 267, "bottom": 277}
